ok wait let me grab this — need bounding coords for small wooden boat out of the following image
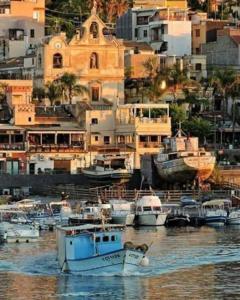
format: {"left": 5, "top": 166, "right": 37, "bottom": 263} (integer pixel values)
{"left": 56, "top": 224, "right": 149, "bottom": 275}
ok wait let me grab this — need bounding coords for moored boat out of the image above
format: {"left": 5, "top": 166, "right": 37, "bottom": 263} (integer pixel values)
{"left": 203, "top": 199, "right": 230, "bottom": 226}
{"left": 56, "top": 224, "right": 149, "bottom": 275}
{"left": 227, "top": 209, "right": 240, "bottom": 225}
{"left": 110, "top": 200, "right": 135, "bottom": 226}
{"left": 135, "top": 195, "right": 168, "bottom": 226}
{"left": 0, "top": 221, "right": 39, "bottom": 243}
{"left": 82, "top": 154, "right": 133, "bottom": 180}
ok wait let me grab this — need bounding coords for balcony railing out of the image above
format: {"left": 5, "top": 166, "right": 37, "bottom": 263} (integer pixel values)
{"left": 117, "top": 116, "right": 169, "bottom": 125}
{"left": 0, "top": 143, "right": 25, "bottom": 150}
{"left": 139, "top": 142, "right": 160, "bottom": 148}
{"left": 28, "top": 143, "right": 85, "bottom": 153}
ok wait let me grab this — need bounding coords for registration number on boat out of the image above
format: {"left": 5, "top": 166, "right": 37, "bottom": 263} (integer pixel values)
{"left": 102, "top": 254, "right": 120, "bottom": 261}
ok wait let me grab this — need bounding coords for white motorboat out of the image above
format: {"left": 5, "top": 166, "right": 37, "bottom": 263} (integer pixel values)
{"left": 227, "top": 209, "right": 240, "bottom": 225}
{"left": 69, "top": 204, "right": 111, "bottom": 225}
{"left": 82, "top": 154, "right": 133, "bottom": 180}
{"left": 0, "top": 222, "right": 39, "bottom": 243}
{"left": 110, "top": 200, "right": 135, "bottom": 226}
{"left": 135, "top": 195, "right": 168, "bottom": 226}
{"left": 56, "top": 224, "right": 149, "bottom": 275}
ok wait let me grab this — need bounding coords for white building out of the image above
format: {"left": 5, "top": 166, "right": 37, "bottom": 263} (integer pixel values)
{"left": 116, "top": 7, "right": 191, "bottom": 57}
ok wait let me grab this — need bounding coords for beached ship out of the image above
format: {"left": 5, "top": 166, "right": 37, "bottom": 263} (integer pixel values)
{"left": 154, "top": 130, "right": 216, "bottom": 184}
{"left": 82, "top": 154, "right": 133, "bottom": 180}
{"left": 56, "top": 224, "right": 149, "bottom": 275}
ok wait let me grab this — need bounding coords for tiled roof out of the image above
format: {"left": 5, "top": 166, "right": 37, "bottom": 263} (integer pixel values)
{"left": 123, "top": 41, "right": 153, "bottom": 51}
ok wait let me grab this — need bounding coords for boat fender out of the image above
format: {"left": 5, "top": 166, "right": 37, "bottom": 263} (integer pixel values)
{"left": 136, "top": 244, "right": 149, "bottom": 253}
{"left": 124, "top": 241, "right": 135, "bottom": 250}
{"left": 140, "top": 256, "right": 149, "bottom": 267}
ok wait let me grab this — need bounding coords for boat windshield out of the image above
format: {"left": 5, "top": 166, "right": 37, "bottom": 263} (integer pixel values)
{"left": 143, "top": 206, "right": 152, "bottom": 212}
{"left": 153, "top": 206, "right": 161, "bottom": 211}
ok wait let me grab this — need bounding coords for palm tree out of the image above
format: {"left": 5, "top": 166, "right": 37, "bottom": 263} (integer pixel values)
{"left": 45, "top": 81, "right": 62, "bottom": 106}
{"left": 210, "top": 68, "right": 237, "bottom": 120}
{"left": 58, "top": 72, "right": 89, "bottom": 104}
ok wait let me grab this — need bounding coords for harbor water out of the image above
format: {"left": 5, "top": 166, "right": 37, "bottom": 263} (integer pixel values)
{"left": 0, "top": 226, "right": 240, "bottom": 299}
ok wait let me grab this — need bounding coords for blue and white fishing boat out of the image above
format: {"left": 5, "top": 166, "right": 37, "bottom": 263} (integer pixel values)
{"left": 203, "top": 199, "right": 230, "bottom": 226}
{"left": 56, "top": 224, "right": 149, "bottom": 275}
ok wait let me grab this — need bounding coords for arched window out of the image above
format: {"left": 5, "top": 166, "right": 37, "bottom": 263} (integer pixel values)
{"left": 53, "top": 53, "right": 63, "bottom": 68}
{"left": 90, "top": 52, "right": 98, "bottom": 69}
{"left": 90, "top": 22, "right": 98, "bottom": 38}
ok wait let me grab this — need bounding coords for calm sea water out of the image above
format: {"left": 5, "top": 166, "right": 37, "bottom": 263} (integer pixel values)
{"left": 0, "top": 226, "right": 240, "bottom": 300}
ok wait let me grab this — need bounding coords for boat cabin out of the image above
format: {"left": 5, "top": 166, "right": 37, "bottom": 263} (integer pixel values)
{"left": 136, "top": 195, "right": 163, "bottom": 214}
{"left": 57, "top": 224, "right": 124, "bottom": 262}
{"left": 94, "top": 154, "right": 129, "bottom": 171}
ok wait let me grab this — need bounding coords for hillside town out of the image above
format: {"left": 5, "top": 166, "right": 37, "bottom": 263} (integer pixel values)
{"left": 0, "top": 0, "right": 239, "bottom": 184}
{"left": 0, "top": 0, "right": 240, "bottom": 297}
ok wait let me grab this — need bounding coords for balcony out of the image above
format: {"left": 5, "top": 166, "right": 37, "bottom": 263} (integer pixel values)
{"left": 0, "top": 143, "right": 25, "bottom": 151}
{"left": 28, "top": 143, "right": 85, "bottom": 153}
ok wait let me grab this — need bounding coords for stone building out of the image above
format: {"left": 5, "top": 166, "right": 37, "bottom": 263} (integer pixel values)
{"left": 202, "top": 28, "right": 240, "bottom": 70}
{"left": 36, "top": 9, "right": 125, "bottom": 106}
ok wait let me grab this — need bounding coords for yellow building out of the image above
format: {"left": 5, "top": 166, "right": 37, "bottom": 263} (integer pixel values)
{"left": 36, "top": 9, "right": 125, "bottom": 106}
{"left": 133, "top": 0, "right": 187, "bottom": 9}
{"left": 73, "top": 102, "right": 171, "bottom": 169}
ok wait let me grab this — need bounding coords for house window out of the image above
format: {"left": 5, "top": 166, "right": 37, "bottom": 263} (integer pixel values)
{"left": 91, "top": 118, "right": 98, "bottom": 124}
{"left": 195, "top": 63, "right": 202, "bottom": 71}
{"left": 111, "top": 236, "right": 116, "bottom": 241}
{"left": 104, "top": 136, "right": 110, "bottom": 144}
{"left": 143, "top": 30, "right": 147, "bottom": 38}
{"left": 53, "top": 53, "right": 63, "bottom": 68}
{"left": 195, "top": 47, "right": 200, "bottom": 54}
{"left": 90, "top": 22, "right": 98, "bottom": 38}
{"left": 28, "top": 117, "right": 32, "bottom": 122}
{"left": 136, "top": 16, "right": 149, "bottom": 25}
{"left": 94, "top": 136, "right": 99, "bottom": 142}
{"left": 90, "top": 52, "right": 98, "bottom": 69}
{"left": 30, "top": 29, "right": 35, "bottom": 38}
{"left": 195, "top": 29, "right": 200, "bottom": 37}
{"left": 91, "top": 87, "right": 99, "bottom": 102}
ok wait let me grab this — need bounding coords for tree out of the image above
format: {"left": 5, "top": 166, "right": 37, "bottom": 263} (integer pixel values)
{"left": 32, "top": 87, "right": 45, "bottom": 102}
{"left": 45, "top": 81, "right": 62, "bottom": 106}
{"left": 58, "top": 72, "right": 89, "bottom": 104}
{"left": 210, "top": 68, "right": 237, "bottom": 120}
{"left": 183, "top": 117, "right": 213, "bottom": 144}
{"left": 170, "top": 104, "right": 187, "bottom": 131}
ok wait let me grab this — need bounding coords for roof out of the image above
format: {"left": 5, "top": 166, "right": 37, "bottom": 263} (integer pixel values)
{"left": 123, "top": 41, "right": 153, "bottom": 52}
{"left": 202, "top": 199, "right": 231, "bottom": 207}
{"left": 56, "top": 223, "right": 125, "bottom": 232}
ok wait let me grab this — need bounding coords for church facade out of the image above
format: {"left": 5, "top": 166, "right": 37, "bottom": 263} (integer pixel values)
{"left": 35, "top": 10, "right": 125, "bottom": 106}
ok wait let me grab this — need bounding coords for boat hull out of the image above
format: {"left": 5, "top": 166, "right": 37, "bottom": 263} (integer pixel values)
{"left": 60, "top": 249, "right": 145, "bottom": 275}
{"left": 111, "top": 214, "right": 135, "bottom": 226}
{"left": 136, "top": 213, "right": 167, "bottom": 226}
{"left": 82, "top": 169, "right": 132, "bottom": 180}
{"left": 205, "top": 216, "right": 226, "bottom": 226}
{"left": 227, "top": 211, "right": 240, "bottom": 225}
{"left": 154, "top": 156, "right": 215, "bottom": 183}
{"left": 0, "top": 222, "right": 40, "bottom": 243}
